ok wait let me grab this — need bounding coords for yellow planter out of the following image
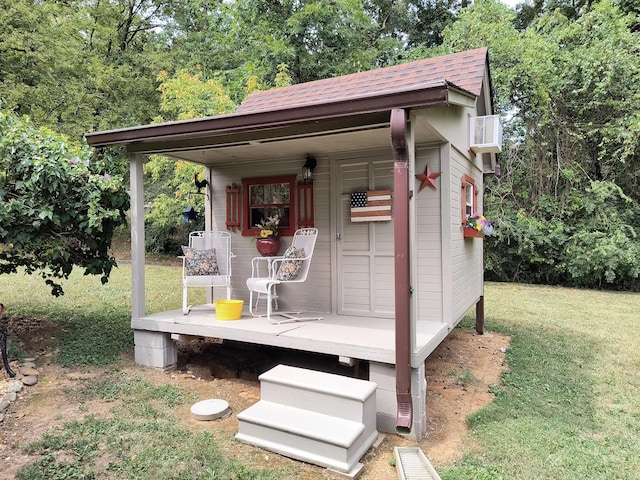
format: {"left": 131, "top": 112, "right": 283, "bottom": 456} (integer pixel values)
{"left": 215, "top": 300, "right": 244, "bottom": 320}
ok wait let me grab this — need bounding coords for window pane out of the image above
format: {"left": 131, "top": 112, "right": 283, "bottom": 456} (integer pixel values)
{"left": 250, "top": 185, "right": 266, "bottom": 205}
{"left": 269, "top": 183, "right": 290, "bottom": 204}
{"left": 251, "top": 208, "right": 268, "bottom": 227}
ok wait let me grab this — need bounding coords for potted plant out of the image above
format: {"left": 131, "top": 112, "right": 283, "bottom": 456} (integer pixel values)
{"left": 255, "top": 215, "right": 281, "bottom": 256}
{"left": 464, "top": 214, "right": 494, "bottom": 238}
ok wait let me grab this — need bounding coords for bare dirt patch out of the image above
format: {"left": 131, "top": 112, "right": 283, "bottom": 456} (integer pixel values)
{"left": 0, "top": 317, "right": 509, "bottom": 479}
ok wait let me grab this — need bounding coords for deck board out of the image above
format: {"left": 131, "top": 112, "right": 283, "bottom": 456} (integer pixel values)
{"left": 134, "top": 305, "right": 450, "bottom": 366}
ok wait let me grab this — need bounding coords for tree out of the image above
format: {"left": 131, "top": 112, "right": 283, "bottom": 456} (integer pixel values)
{"left": 0, "top": 0, "right": 170, "bottom": 141}
{"left": 441, "top": 0, "right": 640, "bottom": 290}
{"left": 0, "top": 110, "right": 129, "bottom": 296}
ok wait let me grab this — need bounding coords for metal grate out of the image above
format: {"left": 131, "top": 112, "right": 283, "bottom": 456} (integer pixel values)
{"left": 394, "top": 447, "right": 442, "bottom": 480}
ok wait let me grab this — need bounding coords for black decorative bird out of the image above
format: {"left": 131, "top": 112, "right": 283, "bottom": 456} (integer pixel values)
{"left": 194, "top": 173, "right": 208, "bottom": 193}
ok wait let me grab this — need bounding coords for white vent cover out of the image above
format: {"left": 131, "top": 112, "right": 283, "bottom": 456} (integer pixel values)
{"left": 470, "top": 115, "right": 503, "bottom": 154}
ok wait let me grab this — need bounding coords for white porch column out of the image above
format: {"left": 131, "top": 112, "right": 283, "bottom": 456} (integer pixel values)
{"left": 130, "top": 153, "right": 177, "bottom": 369}
{"left": 130, "top": 154, "right": 145, "bottom": 320}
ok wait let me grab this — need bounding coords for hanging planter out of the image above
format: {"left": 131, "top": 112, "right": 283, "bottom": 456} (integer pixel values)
{"left": 463, "top": 227, "right": 485, "bottom": 238}
{"left": 463, "top": 214, "right": 494, "bottom": 239}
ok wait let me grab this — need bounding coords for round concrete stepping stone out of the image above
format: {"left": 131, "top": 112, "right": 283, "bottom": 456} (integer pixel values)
{"left": 22, "top": 376, "right": 38, "bottom": 386}
{"left": 190, "top": 399, "right": 230, "bottom": 421}
{"left": 20, "top": 362, "right": 36, "bottom": 369}
{"left": 20, "top": 368, "right": 39, "bottom": 377}
{"left": 0, "top": 400, "right": 10, "bottom": 412}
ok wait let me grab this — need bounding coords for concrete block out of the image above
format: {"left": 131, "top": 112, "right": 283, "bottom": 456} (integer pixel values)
{"left": 134, "top": 330, "right": 173, "bottom": 349}
{"left": 134, "top": 345, "right": 176, "bottom": 369}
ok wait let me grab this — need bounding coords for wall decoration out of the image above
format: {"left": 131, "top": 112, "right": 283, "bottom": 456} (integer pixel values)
{"left": 296, "top": 182, "right": 314, "bottom": 228}
{"left": 225, "top": 183, "right": 241, "bottom": 232}
{"left": 415, "top": 165, "right": 442, "bottom": 191}
{"left": 350, "top": 190, "right": 392, "bottom": 222}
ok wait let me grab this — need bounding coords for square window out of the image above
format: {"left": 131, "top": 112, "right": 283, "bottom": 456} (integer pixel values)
{"left": 242, "top": 175, "right": 296, "bottom": 236}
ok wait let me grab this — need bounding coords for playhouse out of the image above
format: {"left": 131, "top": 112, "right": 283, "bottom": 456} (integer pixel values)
{"left": 86, "top": 47, "right": 501, "bottom": 441}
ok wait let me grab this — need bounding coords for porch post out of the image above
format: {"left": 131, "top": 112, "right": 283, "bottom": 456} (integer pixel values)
{"left": 130, "top": 154, "right": 145, "bottom": 320}
{"left": 130, "top": 153, "right": 177, "bottom": 369}
{"left": 476, "top": 295, "right": 485, "bottom": 334}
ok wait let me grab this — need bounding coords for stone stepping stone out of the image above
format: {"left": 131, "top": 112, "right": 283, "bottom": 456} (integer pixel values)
{"left": 22, "top": 376, "right": 38, "bottom": 386}
{"left": 190, "top": 399, "right": 231, "bottom": 421}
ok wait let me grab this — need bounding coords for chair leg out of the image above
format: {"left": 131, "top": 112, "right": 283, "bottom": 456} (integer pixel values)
{"left": 183, "top": 285, "right": 189, "bottom": 315}
{"left": 249, "top": 290, "right": 256, "bottom": 317}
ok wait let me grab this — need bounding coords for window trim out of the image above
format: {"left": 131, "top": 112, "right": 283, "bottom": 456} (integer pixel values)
{"left": 241, "top": 175, "right": 297, "bottom": 237}
{"left": 461, "top": 174, "right": 478, "bottom": 224}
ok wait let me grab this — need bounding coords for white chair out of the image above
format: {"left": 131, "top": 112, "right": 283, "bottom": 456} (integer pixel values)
{"left": 246, "top": 228, "right": 320, "bottom": 324}
{"left": 182, "top": 231, "right": 235, "bottom": 315}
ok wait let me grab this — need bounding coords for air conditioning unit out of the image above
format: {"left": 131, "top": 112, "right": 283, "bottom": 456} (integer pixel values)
{"left": 470, "top": 115, "right": 503, "bottom": 154}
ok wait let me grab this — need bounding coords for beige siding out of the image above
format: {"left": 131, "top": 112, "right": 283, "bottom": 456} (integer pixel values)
{"left": 449, "top": 147, "right": 484, "bottom": 325}
{"left": 209, "top": 154, "right": 332, "bottom": 312}
{"left": 414, "top": 147, "right": 444, "bottom": 323}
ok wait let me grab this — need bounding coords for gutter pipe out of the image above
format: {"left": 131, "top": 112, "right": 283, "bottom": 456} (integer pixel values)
{"left": 391, "top": 108, "right": 412, "bottom": 434}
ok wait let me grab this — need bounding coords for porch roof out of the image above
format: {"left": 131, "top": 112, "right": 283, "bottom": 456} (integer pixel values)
{"left": 84, "top": 49, "right": 489, "bottom": 164}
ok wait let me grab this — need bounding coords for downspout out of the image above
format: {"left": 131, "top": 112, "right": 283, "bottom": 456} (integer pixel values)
{"left": 391, "top": 108, "right": 412, "bottom": 434}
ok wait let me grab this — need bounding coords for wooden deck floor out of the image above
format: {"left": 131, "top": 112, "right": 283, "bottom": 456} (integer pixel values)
{"left": 133, "top": 304, "right": 451, "bottom": 367}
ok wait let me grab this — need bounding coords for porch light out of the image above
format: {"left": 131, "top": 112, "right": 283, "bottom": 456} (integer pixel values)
{"left": 302, "top": 154, "right": 317, "bottom": 184}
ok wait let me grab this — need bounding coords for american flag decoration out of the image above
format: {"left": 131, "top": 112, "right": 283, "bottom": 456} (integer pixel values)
{"left": 350, "top": 190, "right": 392, "bottom": 222}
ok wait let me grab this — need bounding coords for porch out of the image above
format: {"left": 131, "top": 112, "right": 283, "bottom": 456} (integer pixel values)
{"left": 133, "top": 306, "right": 451, "bottom": 368}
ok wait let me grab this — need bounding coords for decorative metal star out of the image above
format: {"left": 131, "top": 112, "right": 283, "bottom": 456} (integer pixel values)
{"left": 415, "top": 165, "right": 442, "bottom": 191}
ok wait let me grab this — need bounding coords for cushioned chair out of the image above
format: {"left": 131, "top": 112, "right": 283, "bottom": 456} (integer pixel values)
{"left": 246, "top": 228, "right": 319, "bottom": 324}
{"left": 182, "top": 231, "right": 235, "bottom": 314}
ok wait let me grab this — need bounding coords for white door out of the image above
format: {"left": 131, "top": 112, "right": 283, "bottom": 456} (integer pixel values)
{"left": 336, "top": 156, "right": 395, "bottom": 317}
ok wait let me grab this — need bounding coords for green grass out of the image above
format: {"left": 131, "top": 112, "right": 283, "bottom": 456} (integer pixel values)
{"left": 0, "top": 263, "right": 203, "bottom": 365}
{"left": 441, "top": 283, "right": 640, "bottom": 480}
{"left": 1, "top": 269, "right": 639, "bottom": 479}
{"left": 17, "top": 372, "right": 288, "bottom": 480}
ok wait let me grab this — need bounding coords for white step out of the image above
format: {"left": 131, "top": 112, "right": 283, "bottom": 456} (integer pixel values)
{"left": 235, "top": 364, "right": 379, "bottom": 476}
{"left": 236, "top": 401, "right": 376, "bottom": 474}
{"left": 258, "top": 364, "right": 377, "bottom": 421}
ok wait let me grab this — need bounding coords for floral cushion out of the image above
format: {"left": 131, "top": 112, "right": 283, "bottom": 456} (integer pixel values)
{"left": 275, "top": 246, "right": 305, "bottom": 281}
{"left": 181, "top": 246, "right": 220, "bottom": 276}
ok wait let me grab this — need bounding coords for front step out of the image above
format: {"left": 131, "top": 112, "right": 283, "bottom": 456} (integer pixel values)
{"left": 236, "top": 364, "right": 378, "bottom": 476}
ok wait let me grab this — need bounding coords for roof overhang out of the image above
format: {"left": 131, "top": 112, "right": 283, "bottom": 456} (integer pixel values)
{"left": 85, "top": 81, "right": 475, "bottom": 164}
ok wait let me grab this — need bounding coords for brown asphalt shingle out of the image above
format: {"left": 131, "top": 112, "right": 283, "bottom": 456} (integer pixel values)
{"left": 237, "top": 48, "right": 488, "bottom": 114}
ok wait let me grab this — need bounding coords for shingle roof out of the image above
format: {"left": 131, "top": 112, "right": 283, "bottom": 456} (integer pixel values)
{"left": 237, "top": 48, "right": 488, "bottom": 115}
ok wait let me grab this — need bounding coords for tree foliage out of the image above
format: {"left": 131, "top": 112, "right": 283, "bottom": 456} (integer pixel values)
{"left": 0, "top": 110, "right": 129, "bottom": 295}
{"left": 443, "top": 0, "right": 640, "bottom": 289}
{"left": 0, "top": 0, "right": 639, "bottom": 290}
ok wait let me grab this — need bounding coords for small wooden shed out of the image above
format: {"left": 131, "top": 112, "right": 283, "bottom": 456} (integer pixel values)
{"left": 86, "top": 47, "right": 500, "bottom": 440}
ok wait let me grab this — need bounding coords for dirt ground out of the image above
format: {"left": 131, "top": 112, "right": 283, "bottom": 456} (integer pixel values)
{"left": 0, "top": 316, "right": 509, "bottom": 479}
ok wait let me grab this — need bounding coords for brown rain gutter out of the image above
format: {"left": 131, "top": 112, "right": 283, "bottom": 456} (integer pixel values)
{"left": 391, "top": 108, "right": 412, "bottom": 434}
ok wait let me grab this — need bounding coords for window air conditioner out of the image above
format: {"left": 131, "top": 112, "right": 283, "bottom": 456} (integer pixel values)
{"left": 470, "top": 115, "right": 503, "bottom": 154}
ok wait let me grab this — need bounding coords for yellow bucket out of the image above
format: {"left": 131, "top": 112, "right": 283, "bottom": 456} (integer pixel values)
{"left": 215, "top": 300, "right": 244, "bottom": 320}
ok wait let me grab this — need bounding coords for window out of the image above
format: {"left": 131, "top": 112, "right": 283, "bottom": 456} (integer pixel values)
{"left": 461, "top": 174, "right": 478, "bottom": 224}
{"left": 242, "top": 175, "right": 296, "bottom": 236}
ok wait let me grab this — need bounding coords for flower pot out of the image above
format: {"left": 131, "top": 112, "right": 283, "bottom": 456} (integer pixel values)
{"left": 256, "top": 237, "right": 281, "bottom": 256}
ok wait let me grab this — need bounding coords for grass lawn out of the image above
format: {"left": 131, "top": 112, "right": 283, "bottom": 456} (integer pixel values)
{"left": 442, "top": 283, "right": 640, "bottom": 480}
{"left": 1, "top": 267, "right": 639, "bottom": 479}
